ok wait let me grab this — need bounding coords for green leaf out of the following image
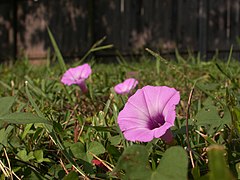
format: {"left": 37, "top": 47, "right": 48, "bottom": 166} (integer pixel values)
{"left": 113, "top": 145, "right": 187, "bottom": 180}
{"left": 70, "top": 142, "right": 87, "bottom": 161}
{"left": 192, "top": 165, "right": 201, "bottom": 179}
{"left": 152, "top": 146, "right": 188, "bottom": 180}
{"left": 206, "top": 145, "right": 234, "bottom": 180}
{"left": 197, "top": 82, "right": 219, "bottom": 91}
{"left": 109, "top": 135, "right": 122, "bottom": 146}
{"left": 21, "top": 123, "right": 33, "bottom": 139}
{"left": 0, "top": 96, "right": 15, "bottom": 116}
{"left": 17, "top": 149, "right": 34, "bottom": 161}
{"left": 195, "top": 103, "right": 231, "bottom": 127}
{"left": 0, "top": 128, "right": 5, "bottom": 145}
{"left": 63, "top": 171, "right": 79, "bottom": 180}
{"left": 235, "top": 162, "right": 240, "bottom": 179}
{"left": 0, "top": 112, "right": 51, "bottom": 124}
{"left": 87, "top": 141, "right": 105, "bottom": 161}
{"left": 33, "top": 150, "right": 44, "bottom": 163}
{"left": 0, "top": 126, "right": 14, "bottom": 149}
{"left": 88, "top": 141, "right": 105, "bottom": 155}
{"left": 232, "top": 107, "right": 240, "bottom": 134}
{"left": 17, "top": 149, "right": 27, "bottom": 161}
{"left": 113, "top": 144, "right": 152, "bottom": 179}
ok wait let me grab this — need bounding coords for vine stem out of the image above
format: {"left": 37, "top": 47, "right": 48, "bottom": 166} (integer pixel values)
{"left": 186, "top": 86, "right": 195, "bottom": 168}
{"left": 59, "top": 159, "right": 69, "bottom": 174}
{"left": 88, "top": 151, "right": 114, "bottom": 172}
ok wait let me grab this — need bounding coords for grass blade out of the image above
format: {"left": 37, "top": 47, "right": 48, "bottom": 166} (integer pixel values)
{"left": 227, "top": 45, "right": 233, "bottom": 68}
{"left": 0, "top": 96, "right": 15, "bottom": 116}
{"left": 24, "top": 81, "right": 88, "bottom": 178}
{"left": 47, "top": 27, "right": 67, "bottom": 72}
{"left": 0, "top": 112, "right": 51, "bottom": 125}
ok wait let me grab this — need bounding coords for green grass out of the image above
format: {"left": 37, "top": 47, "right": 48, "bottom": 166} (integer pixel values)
{"left": 0, "top": 52, "right": 240, "bottom": 179}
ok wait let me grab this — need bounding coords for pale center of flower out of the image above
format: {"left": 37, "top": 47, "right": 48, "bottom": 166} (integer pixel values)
{"left": 148, "top": 114, "right": 165, "bottom": 130}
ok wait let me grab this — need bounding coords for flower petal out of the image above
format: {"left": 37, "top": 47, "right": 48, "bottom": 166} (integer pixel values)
{"left": 162, "top": 90, "right": 180, "bottom": 125}
{"left": 123, "top": 128, "right": 155, "bottom": 142}
{"left": 114, "top": 78, "right": 138, "bottom": 94}
{"left": 77, "top": 63, "right": 92, "bottom": 79}
{"left": 153, "top": 122, "right": 172, "bottom": 138}
{"left": 118, "top": 117, "right": 149, "bottom": 132}
{"left": 142, "top": 86, "right": 179, "bottom": 116}
{"left": 124, "top": 78, "right": 138, "bottom": 92}
{"left": 61, "top": 68, "right": 78, "bottom": 85}
{"left": 118, "top": 100, "right": 150, "bottom": 125}
{"left": 117, "top": 85, "right": 180, "bottom": 143}
{"left": 126, "top": 89, "right": 151, "bottom": 118}
{"left": 114, "top": 84, "right": 125, "bottom": 94}
{"left": 61, "top": 63, "right": 92, "bottom": 86}
{"left": 141, "top": 86, "right": 162, "bottom": 119}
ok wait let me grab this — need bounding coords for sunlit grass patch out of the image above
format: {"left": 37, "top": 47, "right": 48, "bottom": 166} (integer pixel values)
{"left": 0, "top": 50, "right": 240, "bottom": 179}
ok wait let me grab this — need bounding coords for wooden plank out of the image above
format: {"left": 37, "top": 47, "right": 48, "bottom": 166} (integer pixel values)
{"left": 229, "top": 0, "right": 240, "bottom": 48}
{"left": 17, "top": 0, "right": 48, "bottom": 59}
{"left": 207, "top": 0, "right": 228, "bottom": 51}
{"left": 206, "top": 0, "right": 240, "bottom": 59}
{"left": 93, "top": 0, "right": 121, "bottom": 51}
{"left": 121, "top": 0, "right": 137, "bottom": 52}
{"left": 198, "top": 0, "right": 208, "bottom": 57}
{"left": 177, "top": 0, "right": 199, "bottom": 52}
{"left": 125, "top": 0, "right": 143, "bottom": 52}
{"left": 1, "top": 0, "right": 240, "bottom": 60}
{"left": 0, "top": 1, "right": 14, "bottom": 60}
{"left": 48, "top": 0, "right": 90, "bottom": 57}
{"left": 230, "top": 0, "right": 240, "bottom": 59}
{"left": 140, "top": 0, "right": 173, "bottom": 53}
{"left": 17, "top": 0, "right": 89, "bottom": 60}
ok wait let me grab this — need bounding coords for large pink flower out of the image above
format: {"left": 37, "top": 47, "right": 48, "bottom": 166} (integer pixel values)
{"left": 61, "top": 63, "right": 92, "bottom": 93}
{"left": 117, "top": 86, "right": 180, "bottom": 142}
{"left": 114, "top": 78, "right": 138, "bottom": 95}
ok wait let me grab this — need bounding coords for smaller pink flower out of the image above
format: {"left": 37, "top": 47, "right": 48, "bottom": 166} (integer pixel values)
{"left": 114, "top": 78, "right": 138, "bottom": 95}
{"left": 61, "top": 63, "right": 92, "bottom": 93}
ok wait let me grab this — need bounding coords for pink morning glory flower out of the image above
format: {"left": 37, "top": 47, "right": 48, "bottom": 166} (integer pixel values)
{"left": 61, "top": 63, "right": 92, "bottom": 93}
{"left": 117, "top": 86, "right": 180, "bottom": 143}
{"left": 114, "top": 78, "right": 138, "bottom": 95}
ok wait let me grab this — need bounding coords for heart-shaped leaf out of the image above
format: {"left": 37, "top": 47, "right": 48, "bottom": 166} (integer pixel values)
{"left": 114, "top": 145, "right": 188, "bottom": 180}
{"left": 151, "top": 146, "right": 188, "bottom": 180}
{"left": 113, "top": 144, "right": 152, "bottom": 179}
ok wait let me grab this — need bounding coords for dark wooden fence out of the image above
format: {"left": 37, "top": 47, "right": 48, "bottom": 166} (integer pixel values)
{"left": 0, "top": 0, "right": 240, "bottom": 61}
